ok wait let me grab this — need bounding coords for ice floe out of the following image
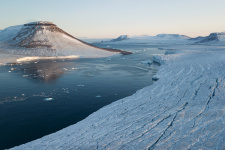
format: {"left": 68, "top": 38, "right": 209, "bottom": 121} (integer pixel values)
{"left": 141, "top": 60, "right": 152, "bottom": 64}
{"left": 43, "top": 98, "right": 54, "bottom": 101}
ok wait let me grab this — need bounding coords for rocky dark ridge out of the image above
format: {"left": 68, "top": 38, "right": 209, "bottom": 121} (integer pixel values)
{"left": 24, "top": 22, "right": 55, "bottom": 26}
{"left": 110, "top": 35, "right": 129, "bottom": 42}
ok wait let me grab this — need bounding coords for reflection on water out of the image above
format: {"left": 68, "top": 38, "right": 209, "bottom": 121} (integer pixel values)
{"left": 0, "top": 45, "right": 165, "bottom": 149}
{"left": 19, "top": 61, "right": 72, "bottom": 82}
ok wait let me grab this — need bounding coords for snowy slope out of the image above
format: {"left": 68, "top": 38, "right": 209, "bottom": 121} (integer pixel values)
{"left": 0, "top": 25, "right": 22, "bottom": 42}
{"left": 11, "top": 45, "right": 225, "bottom": 149}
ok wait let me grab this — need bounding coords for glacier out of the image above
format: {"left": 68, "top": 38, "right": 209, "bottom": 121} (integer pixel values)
{"left": 11, "top": 44, "right": 225, "bottom": 149}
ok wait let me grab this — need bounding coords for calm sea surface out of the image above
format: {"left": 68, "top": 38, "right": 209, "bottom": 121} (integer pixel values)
{"left": 0, "top": 43, "right": 165, "bottom": 149}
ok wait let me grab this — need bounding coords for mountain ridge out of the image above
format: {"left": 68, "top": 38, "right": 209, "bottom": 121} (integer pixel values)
{"left": 0, "top": 21, "right": 132, "bottom": 56}
{"left": 98, "top": 32, "right": 225, "bottom": 44}
{"left": 197, "top": 32, "right": 225, "bottom": 43}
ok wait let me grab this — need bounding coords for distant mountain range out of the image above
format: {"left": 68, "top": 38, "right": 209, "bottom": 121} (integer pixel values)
{"left": 99, "top": 32, "right": 225, "bottom": 44}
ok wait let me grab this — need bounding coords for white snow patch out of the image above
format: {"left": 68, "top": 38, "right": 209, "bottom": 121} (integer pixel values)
{"left": 16, "top": 55, "right": 79, "bottom": 62}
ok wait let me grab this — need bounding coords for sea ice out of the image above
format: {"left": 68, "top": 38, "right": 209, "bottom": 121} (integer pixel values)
{"left": 43, "top": 98, "right": 54, "bottom": 101}
{"left": 11, "top": 44, "right": 225, "bottom": 150}
{"left": 141, "top": 60, "right": 152, "bottom": 64}
{"left": 152, "top": 76, "right": 159, "bottom": 81}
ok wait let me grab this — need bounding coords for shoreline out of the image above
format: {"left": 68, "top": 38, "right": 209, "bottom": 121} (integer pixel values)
{"left": 16, "top": 55, "right": 80, "bottom": 62}
{"left": 11, "top": 45, "right": 225, "bottom": 149}
{"left": 0, "top": 50, "right": 123, "bottom": 65}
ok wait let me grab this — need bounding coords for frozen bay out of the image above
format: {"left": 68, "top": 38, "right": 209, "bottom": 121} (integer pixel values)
{"left": 0, "top": 44, "right": 163, "bottom": 149}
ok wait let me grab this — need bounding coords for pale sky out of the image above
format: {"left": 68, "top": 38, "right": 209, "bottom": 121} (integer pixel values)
{"left": 0, "top": 0, "right": 225, "bottom": 38}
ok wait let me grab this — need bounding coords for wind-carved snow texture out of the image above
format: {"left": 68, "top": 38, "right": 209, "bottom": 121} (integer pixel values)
{"left": 11, "top": 45, "right": 225, "bottom": 149}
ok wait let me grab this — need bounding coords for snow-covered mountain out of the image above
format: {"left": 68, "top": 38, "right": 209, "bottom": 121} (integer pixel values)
{"left": 0, "top": 22, "right": 131, "bottom": 58}
{"left": 103, "top": 34, "right": 193, "bottom": 44}
{"left": 95, "top": 32, "right": 225, "bottom": 45}
{"left": 198, "top": 32, "right": 225, "bottom": 43}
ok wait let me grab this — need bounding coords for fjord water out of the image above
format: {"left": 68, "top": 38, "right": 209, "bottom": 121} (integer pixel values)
{"left": 0, "top": 44, "right": 164, "bottom": 149}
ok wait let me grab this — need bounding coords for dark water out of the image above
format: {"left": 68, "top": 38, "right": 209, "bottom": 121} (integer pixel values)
{"left": 0, "top": 44, "right": 165, "bottom": 149}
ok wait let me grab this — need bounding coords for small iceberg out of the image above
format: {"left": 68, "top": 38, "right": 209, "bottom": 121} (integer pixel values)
{"left": 43, "top": 98, "right": 54, "bottom": 101}
{"left": 152, "top": 76, "right": 159, "bottom": 81}
{"left": 96, "top": 95, "right": 101, "bottom": 98}
{"left": 141, "top": 60, "right": 152, "bottom": 65}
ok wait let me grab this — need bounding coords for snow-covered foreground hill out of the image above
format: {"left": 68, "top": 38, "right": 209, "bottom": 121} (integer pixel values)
{"left": 11, "top": 45, "right": 225, "bottom": 149}
{"left": 0, "top": 22, "right": 132, "bottom": 65}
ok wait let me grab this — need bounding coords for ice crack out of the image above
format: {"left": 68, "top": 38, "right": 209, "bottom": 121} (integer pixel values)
{"left": 148, "top": 102, "right": 188, "bottom": 150}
